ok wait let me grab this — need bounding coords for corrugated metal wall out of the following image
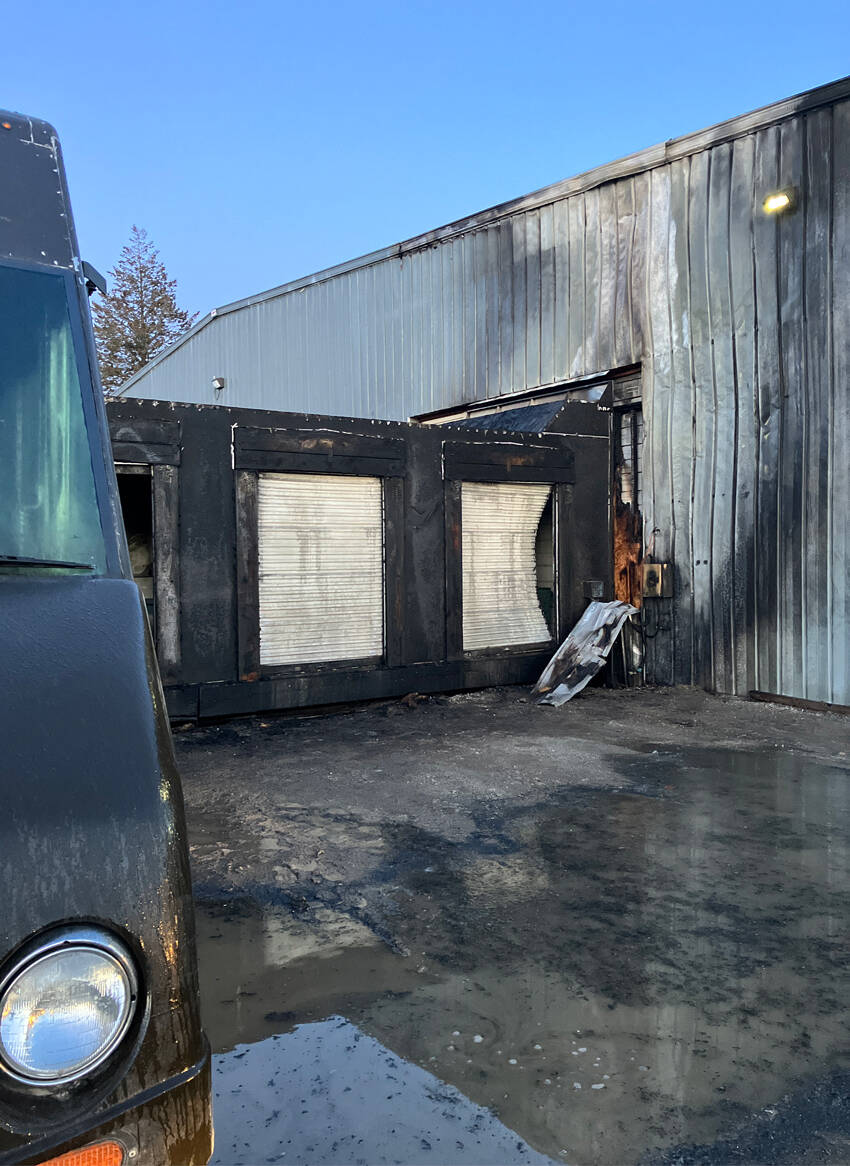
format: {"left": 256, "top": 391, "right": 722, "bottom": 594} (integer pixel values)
{"left": 125, "top": 91, "right": 850, "bottom": 705}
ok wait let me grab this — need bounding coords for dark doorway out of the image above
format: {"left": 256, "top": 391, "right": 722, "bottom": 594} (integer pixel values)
{"left": 116, "top": 467, "right": 155, "bottom": 633}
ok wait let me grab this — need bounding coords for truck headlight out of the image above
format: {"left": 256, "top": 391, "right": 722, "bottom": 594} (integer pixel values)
{"left": 0, "top": 928, "right": 138, "bottom": 1085}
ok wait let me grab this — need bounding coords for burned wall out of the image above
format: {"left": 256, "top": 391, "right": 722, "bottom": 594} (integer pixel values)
{"left": 108, "top": 400, "right": 610, "bottom": 719}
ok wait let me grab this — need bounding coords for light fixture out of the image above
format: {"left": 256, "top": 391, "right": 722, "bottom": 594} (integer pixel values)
{"left": 762, "top": 187, "right": 796, "bottom": 215}
{"left": 212, "top": 376, "right": 226, "bottom": 392}
{"left": 0, "top": 927, "right": 138, "bottom": 1085}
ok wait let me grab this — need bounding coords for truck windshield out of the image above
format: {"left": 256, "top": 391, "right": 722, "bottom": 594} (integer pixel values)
{"left": 0, "top": 264, "right": 106, "bottom": 572}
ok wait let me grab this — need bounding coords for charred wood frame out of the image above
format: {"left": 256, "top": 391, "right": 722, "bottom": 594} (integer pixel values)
{"left": 108, "top": 400, "right": 611, "bottom": 719}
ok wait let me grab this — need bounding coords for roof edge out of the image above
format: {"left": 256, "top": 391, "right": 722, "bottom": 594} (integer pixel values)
{"left": 119, "top": 72, "right": 850, "bottom": 393}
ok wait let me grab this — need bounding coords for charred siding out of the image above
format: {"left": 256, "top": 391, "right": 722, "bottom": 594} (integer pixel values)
{"left": 122, "top": 86, "right": 850, "bottom": 705}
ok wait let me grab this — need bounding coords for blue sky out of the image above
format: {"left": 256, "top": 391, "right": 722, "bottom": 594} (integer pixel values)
{"left": 3, "top": 1, "right": 847, "bottom": 316}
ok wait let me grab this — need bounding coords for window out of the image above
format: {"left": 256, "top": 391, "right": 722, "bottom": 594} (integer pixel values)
{"left": 257, "top": 473, "right": 385, "bottom": 666}
{"left": 461, "top": 482, "right": 554, "bottom": 651}
{"left": 0, "top": 265, "right": 105, "bottom": 572}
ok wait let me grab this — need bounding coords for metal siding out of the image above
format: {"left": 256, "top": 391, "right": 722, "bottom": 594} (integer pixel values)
{"left": 124, "top": 95, "right": 850, "bottom": 704}
{"left": 462, "top": 482, "right": 552, "bottom": 651}
{"left": 832, "top": 101, "right": 850, "bottom": 706}
{"left": 257, "top": 473, "right": 384, "bottom": 665}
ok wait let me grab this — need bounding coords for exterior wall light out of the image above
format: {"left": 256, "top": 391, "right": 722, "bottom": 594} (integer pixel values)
{"left": 762, "top": 188, "right": 797, "bottom": 215}
{"left": 212, "top": 376, "right": 226, "bottom": 392}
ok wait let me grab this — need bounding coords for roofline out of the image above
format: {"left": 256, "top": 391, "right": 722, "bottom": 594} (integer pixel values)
{"left": 117, "top": 72, "right": 850, "bottom": 395}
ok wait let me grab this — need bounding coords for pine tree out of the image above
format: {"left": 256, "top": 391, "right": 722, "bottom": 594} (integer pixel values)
{"left": 92, "top": 225, "right": 197, "bottom": 394}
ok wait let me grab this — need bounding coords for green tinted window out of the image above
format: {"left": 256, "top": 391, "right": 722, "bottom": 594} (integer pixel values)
{"left": 0, "top": 265, "right": 106, "bottom": 571}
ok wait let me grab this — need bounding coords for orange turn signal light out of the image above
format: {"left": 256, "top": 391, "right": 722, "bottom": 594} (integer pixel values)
{"left": 36, "top": 1141, "right": 124, "bottom": 1166}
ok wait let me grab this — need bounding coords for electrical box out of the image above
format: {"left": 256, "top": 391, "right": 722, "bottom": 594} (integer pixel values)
{"left": 642, "top": 562, "right": 672, "bottom": 598}
{"left": 583, "top": 579, "right": 605, "bottom": 599}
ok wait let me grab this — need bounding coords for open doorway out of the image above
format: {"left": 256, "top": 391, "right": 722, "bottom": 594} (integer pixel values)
{"left": 612, "top": 406, "right": 644, "bottom": 684}
{"left": 116, "top": 466, "right": 155, "bottom": 633}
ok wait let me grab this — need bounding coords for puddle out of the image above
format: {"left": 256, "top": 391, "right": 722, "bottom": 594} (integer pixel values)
{"left": 211, "top": 1018, "right": 555, "bottom": 1165}
{"left": 195, "top": 744, "right": 850, "bottom": 1165}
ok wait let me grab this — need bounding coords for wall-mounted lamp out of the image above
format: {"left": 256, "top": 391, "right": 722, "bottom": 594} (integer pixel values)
{"left": 762, "top": 187, "right": 797, "bottom": 215}
{"left": 212, "top": 376, "right": 226, "bottom": 393}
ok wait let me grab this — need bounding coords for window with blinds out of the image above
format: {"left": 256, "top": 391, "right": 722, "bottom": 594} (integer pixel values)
{"left": 257, "top": 473, "right": 384, "bottom": 666}
{"left": 461, "top": 482, "right": 554, "bottom": 651}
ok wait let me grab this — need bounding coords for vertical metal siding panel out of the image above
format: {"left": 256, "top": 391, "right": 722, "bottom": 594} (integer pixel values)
{"left": 248, "top": 304, "right": 265, "bottom": 407}
{"left": 752, "top": 125, "right": 782, "bottom": 695}
{"left": 553, "top": 199, "right": 569, "bottom": 380}
{"left": 362, "top": 267, "right": 373, "bottom": 417}
{"left": 377, "top": 265, "right": 388, "bottom": 418}
{"left": 688, "top": 150, "right": 715, "bottom": 688}
{"left": 525, "top": 211, "right": 542, "bottom": 388}
{"left": 281, "top": 297, "right": 297, "bottom": 410}
{"left": 374, "top": 264, "right": 387, "bottom": 418}
{"left": 293, "top": 293, "right": 307, "bottom": 410}
{"left": 644, "top": 166, "right": 675, "bottom": 685}
{"left": 255, "top": 301, "right": 265, "bottom": 409}
{"left": 567, "top": 195, "right": 586, "bottom": 375}
{"left": 429, "top": 245, "right": 443, "bottom": 411}
{"left": 597, "top": 184, "right": 618, "bottom": 372}
{"left": 441, "top": 242, "right": 453, "bottom": 407}
{"left": 583, "top": 190, "right": 601, "bottom": 374}
{"left": 777, "top": 118, "right": 806, "bottom": 698}
{"left": 462, "top": 234, "right": 477, "bottom": 404}
{"left": 803, "top": 108, "right": 833, "bottom": 702}
{"left": 391, "top": 259, "right": 403, "bottom": 417}
{"left": 408, "top": 252, "right": 423, "bottom": 417}
{"left": 512, "top": 215, "right": 528, "bottom": 391}
{"left": 350, "top": 270, "right": 364, "bottom": 416}
{"left": 341, "top": 276, "right": 354, "bottom": 415}
{"left": 378, "top": 262, "right": 392, "bottom": 416}
{"left": 362, "top": 266, "right": 374, "bottom": 418}
{"left": 440, "top": 243, "right": 453, "bottom": 408}
{"left": 630, "top": 172, "right": 651, "bottom": 362}
{"left": 393, "top": 259, "right": 404, "bottom": 417}
{"left": 728, "top": 133, "right": 758, "bottom": 696}
{"left": 269, "top": 302, "right": 284, "bottom": 407}
{"left": 419, "top": 247, "right": 432, "bottom": 412}
{"left": 668, "top": 157, "right": 696, "bottom": 685}
{"left": 706, "top": 141, "right": 736, "bottom": 694}
{"left": 322, "top": 280, "right": 338, "bottom": 413}
{"left": 485, "top": 227, "right": 500, "bottom": 399}
{"left": 614, "top": 179, "right": 635, "bottom": 367}
{"left": 453, "top": 238, "right": 465, "bottom": 406}
{"left": 399, "top": 256, "right": 410, "bottom": 418}
{"left": 498, "top": 221, "right": 515, "bottom": 397}
{"left": 468, "top": 232, "right": 484, "bottom": 402}
{"left": 830, "top": 99, "right": 850, "bottom": 704}
{"left": 348, "top": 274, "right": 363, "bottom": 416}
{"left": 303, "top": 284, "right": 314, "bottom": 412}
{"left": 539, "top": 204, "right": 555, "bottom": 387}
{"left": 328, "top": 279, "right": 342, "bottom": 412}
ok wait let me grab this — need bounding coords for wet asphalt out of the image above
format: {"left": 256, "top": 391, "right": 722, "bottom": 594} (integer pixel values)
{"left": 174, "top": 687, "right": 850, "bottom": 1165}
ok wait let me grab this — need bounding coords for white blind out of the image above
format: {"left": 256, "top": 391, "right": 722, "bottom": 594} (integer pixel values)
{"left": 258, "top": 473, "right": 384, "bottom": 665}
{"left": 462, "top": 482, "right": 552, "bottom": 651}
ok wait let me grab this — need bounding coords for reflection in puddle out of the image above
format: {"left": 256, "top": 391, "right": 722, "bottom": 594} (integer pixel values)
{"left": 211, "top": 1018, "right": 555, "bottom": 1165}
{"left": 196, "top": 746, "right": 850, "bottom": 1165}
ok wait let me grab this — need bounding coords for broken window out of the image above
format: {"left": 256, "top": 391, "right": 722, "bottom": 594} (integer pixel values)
{"left": 461, "top": 482, "right": 554, "bottom": 651}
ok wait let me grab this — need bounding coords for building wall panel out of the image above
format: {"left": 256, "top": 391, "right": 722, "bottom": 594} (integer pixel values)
{"left": 830, "top": 100, "right": 850, "bottom": 706}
